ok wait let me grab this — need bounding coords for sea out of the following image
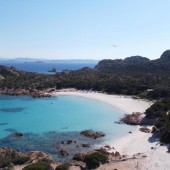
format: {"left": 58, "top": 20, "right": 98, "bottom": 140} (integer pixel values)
{"left": 0, "top": 61, "right": 134, "bottom": 161}
{"left": 0, "top": 61, "right": 97, "bottom": 74}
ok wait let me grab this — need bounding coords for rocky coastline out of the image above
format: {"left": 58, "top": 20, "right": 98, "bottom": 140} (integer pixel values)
{"left": 119, "top": 112, "right": 156, "bottom": 126}
{"left": 0, "top": 88, "right": 56, "bottom": 98}
{"left": 0, "top": 129, "right": 119, "bottom": 170}
{"left": 0, "top": 145, "right": 126, "bottom": 170}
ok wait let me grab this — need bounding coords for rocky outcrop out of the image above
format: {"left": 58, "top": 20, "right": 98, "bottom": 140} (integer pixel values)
{"left": 120, "top": 112, "right": 144, "bottom": 125}
{"left": 139, "top": 127, "right": 151, "bottom": 133}
{"left": 160, "top": 50, "right": 170, "bottom": 61}
{"left": 0, "top": 147, "right": 53, "bottom": 169}
{"left": 0, "top": 74, "right": 4, "bottom": 81}
{"left": 48, "top": 68, "right": 57, "bottom": 73}
{"left": 0, "top": 66, "right": 20, "bottom": 76}
{"left": 25, "top": 151, "right": 53, "bottom": 162}
{"left": 120, "top": 112, "right": 157, "bottom": 126}
{"left": 0, "top": 147, "right": 23, "bottom": 160}
{"left": 95, "top": 148, "right": 109, "bottom": 155}
{"left": 80, "top": 130, "right": 105, "bottom": 139}
{"left": 114, "top": 151, "right": 121, "bottom": 158}
{"left": 73, "top": 153, "right": 86, "bottom": 161}
{"left": 67, "top": 140, "right": 73, "bottom": 144}
{"left": 59, "top": 149, "right": 69, "bottom": 156}
{"left": 0, "top": 88, "right": 54, "bottom": 97}
{"left": 0, "top": 147, "right": 27, "bottom": 169}
{"left": 0, "top": 89, "right": 29, "bottom": 96}
{"left": 32, "top": 92, "right": 51, "bottom": 98}
{"left": 82, "top": 144, "right": 90, "bottom": 147}
{"left": 14, "top": 132, "right": 24, "bottom": 137}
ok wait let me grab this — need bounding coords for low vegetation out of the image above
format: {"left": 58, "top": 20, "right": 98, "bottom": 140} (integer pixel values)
{"left": 23, "top": 161, "right": 53, "bottom": 170}
{"left": 145, "top": 98, "right": 170, "bottom": 143}
{"left": 12, "top": 156, "right": 29, "bottom": 165}
{"left": 84, "top": 152, "right": 108, "bottom": 169}
{"left": 0, "top": 156, "right": 29, "bottom": 168}
{"left": 55, "top": 163, "right": 70, "bottom": 170}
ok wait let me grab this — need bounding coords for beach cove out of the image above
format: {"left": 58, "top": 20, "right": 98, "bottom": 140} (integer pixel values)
{"left": 0, "top": 90, "right": 143, "bottom": 161}
{"left": 54, "top": 90, "right": 170, "bottom": 170}
{"left": 0, "top": 89, "right": 170, "bottom": 169}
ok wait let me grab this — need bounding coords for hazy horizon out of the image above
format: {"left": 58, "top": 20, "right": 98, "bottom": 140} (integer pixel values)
{"left": 0, "top": 57, "right": 99, "bottom": 61}
{"left": 0, "top": 0, "right": 170, "bottom": 60}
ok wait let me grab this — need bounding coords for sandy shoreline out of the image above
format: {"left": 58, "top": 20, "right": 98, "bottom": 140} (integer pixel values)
{"left": 54, "top": 89, "right": 152, "bottom": 114}
{"left": 54, "top": 89, "right": 170, "bottom": 170}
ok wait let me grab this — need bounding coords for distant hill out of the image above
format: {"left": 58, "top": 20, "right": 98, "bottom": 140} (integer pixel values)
{"left": 95, "top": 50, "right": 170, "bottom": 73}
{"left": 0, "top": 58, "right": 98, "bottom": 63}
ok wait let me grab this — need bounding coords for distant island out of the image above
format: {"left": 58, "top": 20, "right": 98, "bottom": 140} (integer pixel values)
{"left": 48, "top": 67, "right": 57, "bottom": 73}
{"left": 0, "top": 58, "right": 98, "bottom": 63}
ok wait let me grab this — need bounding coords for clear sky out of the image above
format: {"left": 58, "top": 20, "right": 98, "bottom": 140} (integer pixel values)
{"left": 0, "top": 0, "right": 170, "bottom": 60}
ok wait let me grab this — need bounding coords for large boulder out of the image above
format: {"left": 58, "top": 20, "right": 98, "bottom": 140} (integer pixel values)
{"left": 0, "top": 74, "right": 4, "bottom": 81}
{"left": 120, "top": 112, "right": 143, "bottom": 125}
{"left": 24, "top": 151, "right": 53, "bottom": 162}
{"left": 73, "top": 153, "right": 86, "bottom": 161}
{"left": 80, "top": 130, "right": 105, "bottom": 139}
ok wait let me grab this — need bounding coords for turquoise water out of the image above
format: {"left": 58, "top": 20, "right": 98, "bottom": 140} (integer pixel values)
{"left": 0, "top": 95, "right": 134, "bottom": 139}
{"left": 0, "top": 95, "right": 134, "bottom": 160}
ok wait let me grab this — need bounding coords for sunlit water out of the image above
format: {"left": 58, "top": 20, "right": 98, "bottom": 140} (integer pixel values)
{"left": 0, "top": 95, "right": 134, "bottom": 161}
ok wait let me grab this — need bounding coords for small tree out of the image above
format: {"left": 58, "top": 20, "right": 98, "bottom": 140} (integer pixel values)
{"left": 84, "top": 152, "right": 108, "bottom": 169}
{"left": 55, "top": 163, "right": 70, "bottom": 170}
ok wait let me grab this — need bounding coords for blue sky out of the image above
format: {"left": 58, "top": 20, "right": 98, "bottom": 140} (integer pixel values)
{"left": 0, "top": 0, "right": 170, "bottom": 60}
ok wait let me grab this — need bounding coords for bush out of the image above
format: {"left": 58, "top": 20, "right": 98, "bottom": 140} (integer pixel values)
{"left": 84, "top": 152, "right": 108, "bottom": 169}
{"left": 0, "top": 158, "right": 11, "bottom": 168}
{"left": 145, "top": 98, "right": 170, "bottom": 143}
{"left": 0, "top": 156, "right": 29, "bottom": 168}
{"left": 23, "top": 161, "right": 52, "bottom": 170}
{"left": 145, "top": 98, "right": 170, "bottom": 118}
{"left": 159, "top": 122, "right": 170, "bottom": 143}
{"left": 55, "top": 163, "right": 70, "bottom": 170}
{"left": 12, "top": 156, "right": 29, "bottom": 165}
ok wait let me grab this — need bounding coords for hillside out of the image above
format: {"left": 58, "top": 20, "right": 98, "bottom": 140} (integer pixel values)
{"left": 95, "top": 50, "right": 170, "bottom": 73}
{"left": 1, "top": 50, "right": 170, "bottom": 98}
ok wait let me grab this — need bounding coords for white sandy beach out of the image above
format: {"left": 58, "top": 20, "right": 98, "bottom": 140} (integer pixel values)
{"left": 54, "top": 89, "right": 152, "bottom": 114}
{"left": 54, "top": 89, "right": 170, "bottom": 170}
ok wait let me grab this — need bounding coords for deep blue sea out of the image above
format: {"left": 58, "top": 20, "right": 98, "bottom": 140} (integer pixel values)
{"left": 0, "top": 61, "right": 97, "bottom": 74}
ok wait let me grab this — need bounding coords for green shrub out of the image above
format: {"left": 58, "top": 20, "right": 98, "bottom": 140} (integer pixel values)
{"left": 55, "top": 163, "right": 70, "bottom": 170}
{"left": 12, "top": 156, "right": 29, "bottom": 165}
{"left": 23, "top": 161, "right": 52, "bottom": 170}
{"left": 159, "top": 121, "right": 170, "bottom": 143}
{"left": 145, "top": 98, "right": 170, "bottom": 118}
{"left": 0, "top": 156, "right": 29, "bottom": 168}
{"left": 0, "top": 158, "right": 11, "bottom": 168}
{"left": 84, "top": 152, "right": 108, "bottom": 169}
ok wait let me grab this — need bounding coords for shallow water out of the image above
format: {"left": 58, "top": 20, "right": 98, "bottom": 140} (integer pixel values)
{"left": 0, "top": 95, "right": 134, "bottom": 161}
